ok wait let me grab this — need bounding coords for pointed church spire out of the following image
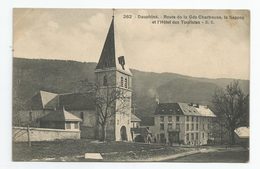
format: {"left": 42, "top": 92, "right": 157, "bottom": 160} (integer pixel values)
{"left": 95, "top": 10, "right": 132, "bottom": 76}
{"left": 95, "top": 17, "right": 116, "bottom": 69}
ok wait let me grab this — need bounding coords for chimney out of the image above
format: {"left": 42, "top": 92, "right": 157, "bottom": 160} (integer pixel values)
{"left": 155, "top": 95, "right": 159, "bottom": 105}
{"left": 196, "top": 103, "right": 199, "bottom": 108}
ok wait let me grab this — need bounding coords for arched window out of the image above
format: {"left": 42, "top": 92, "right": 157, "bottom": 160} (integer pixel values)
{"left": 103, "top": 75, "right": 108, "bottom": 86}
{"left": 125, "top": 78, "right": 127, "bottom": 88}
{"left": 29, "top": 112, "right": 32, "bottom": 121}
{"left": 121, "top": 77, "right": 124, "bottom": 87}
{"left": 81, "top": 112, "right": 84, "bottom": 120}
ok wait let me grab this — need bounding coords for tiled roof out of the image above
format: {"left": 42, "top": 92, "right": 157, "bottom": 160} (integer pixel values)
{"left": 59, "top": 93, "right": 95, "bottom": 110}
{"left": 131, "top": 113, "right": 141, "bottom": 122}
{"left": 24, "top": 91, "right": 95, "bottom": 111}
{"left": 154, "top": 102, "right": 216, "bottom": 117}
{"left": 39, "top": 108, "right": 82, "bottom": 122}
{"left": 178, "top": 103, "right": 201, "bottom": 116}
{"left": 194, "top": 105, "right": 216, "bottom": 117}
{"left": 140, "top": 117, "right": 155, "bottom": 126}
{"left": 25, "top": 92, "right": 44, "bottom": 110}
{"left": 154, "top": 103, "right": 184, "bottom": 115}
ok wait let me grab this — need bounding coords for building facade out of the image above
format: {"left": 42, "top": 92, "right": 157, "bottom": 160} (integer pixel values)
{"left": 141, "top": 103, "right": 216, "bottom": 145}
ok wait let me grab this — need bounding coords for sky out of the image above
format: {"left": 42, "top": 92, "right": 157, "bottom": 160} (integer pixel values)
{"left": 13, "top": 9, "right": 250, "bottom": 80}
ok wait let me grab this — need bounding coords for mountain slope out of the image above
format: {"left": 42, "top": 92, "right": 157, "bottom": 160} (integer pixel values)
{"left": 13, "top": 57, "right": 249, "bottom": 118}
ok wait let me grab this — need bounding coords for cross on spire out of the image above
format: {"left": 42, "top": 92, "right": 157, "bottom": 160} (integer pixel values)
{"left": 112, "top": 8, "right": 115, "bottom": 18}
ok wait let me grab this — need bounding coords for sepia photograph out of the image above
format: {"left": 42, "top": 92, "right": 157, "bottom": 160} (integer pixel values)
{"left": 12, "top": 8, "right": 250, "bottom": 162}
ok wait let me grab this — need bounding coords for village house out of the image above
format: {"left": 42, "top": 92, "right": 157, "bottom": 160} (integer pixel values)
{"left": 131, "top": 113, "right": 141, "bottom": 129}
{"left": 140, "top": 102, "right": 216, "bottom": 145}
{"left": 38, "top": 107, "right": 82, "bottom": 131}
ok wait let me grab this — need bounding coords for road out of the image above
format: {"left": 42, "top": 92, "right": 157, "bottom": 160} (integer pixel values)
{"left": 163, "top": 149, "right": 249, "bottom": 163}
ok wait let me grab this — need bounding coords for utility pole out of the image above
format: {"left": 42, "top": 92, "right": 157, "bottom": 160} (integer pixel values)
{"left": 220, "top": 125, "right": 223, "bottom": 145}
{"left": 27, "top": 125, "right": 31, "bottom": 147}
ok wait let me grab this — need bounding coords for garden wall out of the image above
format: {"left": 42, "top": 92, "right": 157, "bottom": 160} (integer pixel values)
{"left": 13, "top": 126, "right": 81, "bottom": 142}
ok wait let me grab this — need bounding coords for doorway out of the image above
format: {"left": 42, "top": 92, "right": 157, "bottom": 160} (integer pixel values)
{"left": 120, "top": 126, "right": 127, "bottom": 141}
{"left": 169, "top": 132, "right": 180, "bottom": 143}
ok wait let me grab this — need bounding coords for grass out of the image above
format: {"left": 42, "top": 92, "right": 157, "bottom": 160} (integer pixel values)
{"left": 12, "top": 139, "right": 189, "bottom": 161}
{"left": 13, "top": 139, "right": 248, "bottom": 162}
{"left": 164, "top": 148, "right": 249, "bottom": 163}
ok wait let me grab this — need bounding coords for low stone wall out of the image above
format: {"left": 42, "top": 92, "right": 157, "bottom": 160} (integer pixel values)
{"left": 13, "top": 126, "right": 81, "bottom": 142}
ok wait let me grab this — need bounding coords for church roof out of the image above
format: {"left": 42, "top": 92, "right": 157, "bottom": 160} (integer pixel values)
{"left": 131, "top": 113, "right": 141, "bottom": 122}
{"left": 25, "top": 91, "right": 58, "bottom": 110}
{"left": 24, "top": 91, "right": 95, "bottom": 111}
{"left": 39, "top": 108, "right": 82, "bottom": 122}
{"left": 95, "top": 17, "right": 132, "bottom": 76}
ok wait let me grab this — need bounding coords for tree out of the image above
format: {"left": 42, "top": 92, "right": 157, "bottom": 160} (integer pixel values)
{"left": 212, "top": 80, "right": 249, "bottom": 145}
{"left": 78, "top": 77, "right": 130, "bottom": 141}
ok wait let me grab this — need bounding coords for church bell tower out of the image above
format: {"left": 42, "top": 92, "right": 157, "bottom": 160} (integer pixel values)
{"left": 94, "top": 13, "right": 132, "bottom": 141}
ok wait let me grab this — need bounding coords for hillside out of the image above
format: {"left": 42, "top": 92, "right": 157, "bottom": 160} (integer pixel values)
{"left": 13, "top": 57, "right": 249, "bottom": 118}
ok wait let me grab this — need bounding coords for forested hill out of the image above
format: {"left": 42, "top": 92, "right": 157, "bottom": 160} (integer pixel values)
{"left": 13, "top": 57, "right": 249, "bottom": 118}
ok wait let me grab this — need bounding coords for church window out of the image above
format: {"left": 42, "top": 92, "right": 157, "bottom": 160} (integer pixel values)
{"left": 29, "top": 112, "right": 32, "bottom": 121}
{"left": 121, "top": 77, "right": 124, "bottom": 87}
{"left": 103, "top": 75, "right": 108, "bottom": 86}
{"left": 125, "top": 78, "right": 127, "bottom": 88}
{"left": 81, "top": 112, "right": 84, "bottom": 120}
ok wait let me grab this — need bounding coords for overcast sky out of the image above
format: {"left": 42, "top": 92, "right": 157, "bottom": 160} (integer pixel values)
{"left": 13, "top": 9, "right": 250, "bottom": 80}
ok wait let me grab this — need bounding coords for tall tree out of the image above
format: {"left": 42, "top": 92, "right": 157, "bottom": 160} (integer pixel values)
{"left": 212, "top": 81, "right": 249, "bottom": 144}
{"left": 78, "top": 78, "right": 130, "bottom": 141}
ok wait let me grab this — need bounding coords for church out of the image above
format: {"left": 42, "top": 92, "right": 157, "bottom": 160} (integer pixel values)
{"left": 18, "top": 16, "right": 133, "bottom": 142}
